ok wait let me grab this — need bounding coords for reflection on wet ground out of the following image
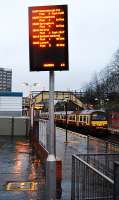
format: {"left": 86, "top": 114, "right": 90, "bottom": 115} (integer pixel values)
{"left": 0, "top": 136, "right": 46, "bottom": 200}
{"left": 56, "top": 128, "right": 119, "bottom": 200}
{"left": 0, "top": 129, "right": 119, "bottom": 200}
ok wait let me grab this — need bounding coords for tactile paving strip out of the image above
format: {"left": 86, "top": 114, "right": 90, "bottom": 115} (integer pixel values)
{"left": 6, "top": 181, "right": 38, "bottom": 191}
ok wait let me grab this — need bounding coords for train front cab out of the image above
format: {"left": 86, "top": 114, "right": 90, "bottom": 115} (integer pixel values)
{"left": 90, "top": 111, "right": 108, "bottom": 129}
{"left": 78, "top": 110, "right": 108, "bottom": 133}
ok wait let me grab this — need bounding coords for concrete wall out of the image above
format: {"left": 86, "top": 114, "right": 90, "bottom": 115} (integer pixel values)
{"left": 0, "top": 117, "right": 12, "bottom": 135}
{"left": 0, "top": 111, "right": 22, "bottom": 116}
{"left": 0, "top": 117, "right": 30, "bottom": 136}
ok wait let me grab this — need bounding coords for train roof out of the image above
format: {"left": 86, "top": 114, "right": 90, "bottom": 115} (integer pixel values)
{"left": 79, "top": 109, "right": 106, "bottom": 115}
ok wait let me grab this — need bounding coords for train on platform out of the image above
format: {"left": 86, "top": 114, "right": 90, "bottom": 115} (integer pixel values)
{"left": 39, "top": 109, "right": 109, "bottom": 133}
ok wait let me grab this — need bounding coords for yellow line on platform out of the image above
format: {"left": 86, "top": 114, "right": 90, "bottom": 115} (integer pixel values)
{"left": 64, "top": 140, "right": 80, "bottom": 144}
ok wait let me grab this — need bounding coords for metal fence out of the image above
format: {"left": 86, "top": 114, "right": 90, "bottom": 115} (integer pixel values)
{"left": 71, "top": 154, "right": 119, "bottom": 200}
{"left": 39, "top": 119, "right": 48, "bottom": 149}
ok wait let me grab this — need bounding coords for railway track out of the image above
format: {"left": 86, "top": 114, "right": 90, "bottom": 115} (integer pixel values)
{"left": 56, "top": 124, "right": 119, "bottom": 148}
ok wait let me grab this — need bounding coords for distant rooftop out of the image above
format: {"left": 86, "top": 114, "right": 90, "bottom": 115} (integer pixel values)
{"left": 0, "top": 67, "right": 12, "bottom": 71}
{"left": 0, "top": 92, "right": 22, "bottom": 97}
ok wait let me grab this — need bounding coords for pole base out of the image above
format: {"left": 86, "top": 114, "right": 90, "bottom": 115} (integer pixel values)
{"left": 46, "top": 154, "right": 56, "bottom": 200}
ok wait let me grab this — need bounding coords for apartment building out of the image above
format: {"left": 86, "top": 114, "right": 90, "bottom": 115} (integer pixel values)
{"left": 0, "top": 68, "right": 12, "bottom": 91}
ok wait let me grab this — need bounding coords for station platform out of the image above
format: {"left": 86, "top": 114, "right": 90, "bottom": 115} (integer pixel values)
{"left": 0, "top": 128, "right": 118, "bottom": 200}
{"left": 0, "top": 136, "right": 46, "bottom": 200}
{"left": 0, "top": 128, "right": 88, "bottom": 200}
{"left": 56, "top": 128, "right": 88, "bottom": 200}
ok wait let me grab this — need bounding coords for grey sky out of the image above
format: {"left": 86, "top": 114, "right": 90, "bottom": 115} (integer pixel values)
{"left": 0, "top": 0, "right": 119, "bottom": 95}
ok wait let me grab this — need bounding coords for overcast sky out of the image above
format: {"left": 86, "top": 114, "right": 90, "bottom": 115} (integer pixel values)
{"left": 0, "top": 0, "right": 119, "bottom": 95}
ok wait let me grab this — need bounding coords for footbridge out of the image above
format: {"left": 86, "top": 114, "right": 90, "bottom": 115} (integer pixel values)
{"left": 33, "top": 91, "right": 85, "bottom": 109}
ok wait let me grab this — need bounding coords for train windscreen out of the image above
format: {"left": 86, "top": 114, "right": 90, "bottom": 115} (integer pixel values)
{"left": 92, "top": 113, "right": 107, "bottom": 121}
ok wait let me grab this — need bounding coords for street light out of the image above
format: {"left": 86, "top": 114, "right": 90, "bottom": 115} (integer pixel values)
{"left": 64, "top": 97, "right": 69, "bottom": 143}
{"left": 22, "top": 82, "right": 40, "bottom": 95}
{"left": 94, "top": 97, "right": 109, "bottom": 110}
{"left": 22, "top": 82, "right": 40, "bottom": 128}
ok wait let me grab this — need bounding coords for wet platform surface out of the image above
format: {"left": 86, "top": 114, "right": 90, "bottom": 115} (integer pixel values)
{"left": 56, "top": 129, "right": 88, "bottom": 200}
{"left": 0, "top": 129, "right": 119, "bottom": 199}
{"left": 56, "top": 128, "right": 119, "bottom": 199}
{"left": 0, "top": 136, "right": 45, "bottom": 200}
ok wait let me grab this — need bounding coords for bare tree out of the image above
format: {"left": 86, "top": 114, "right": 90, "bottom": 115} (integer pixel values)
{"left": 82, "top": 48, "right": 119, "bottom": 111}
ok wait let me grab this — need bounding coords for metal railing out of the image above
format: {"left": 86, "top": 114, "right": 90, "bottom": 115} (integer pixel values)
{"left": 114, "top": 161, "right": 119, "bottom": 200}
{"left": 71, "top": 154, "right": 119, "bottom": 200}
{"left": 38, "top": 119, "right": 48, "bottom": 150}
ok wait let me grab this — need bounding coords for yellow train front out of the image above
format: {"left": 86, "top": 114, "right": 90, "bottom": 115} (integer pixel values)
{"left": 66, "top": 109, "right": 108, "bottom": 134}
{"left": 78, "top": 110, "right": 108, "bottom": 131}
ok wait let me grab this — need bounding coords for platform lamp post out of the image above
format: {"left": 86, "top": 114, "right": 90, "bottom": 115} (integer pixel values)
{"left": 22, "top": 82, "right": 40, "bottom": 128}
{"left": 64, "top": 97, "right": 69, "bottom": 143}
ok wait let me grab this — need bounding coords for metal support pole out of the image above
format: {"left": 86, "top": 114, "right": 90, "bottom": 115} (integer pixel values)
{"left": 31, "top": 105, "right": 34, "bottom": 128}
{"left": 46, "top": 71, "right": 56, "bottom": 200}
{"left": 11, "top": 117, "right": 14, "bottom": 137}
{"left": 29, "top": 91, "right": 33, "bottom": 128}
{"left": 65, "top": 101, "right": 68, "bottom": 143}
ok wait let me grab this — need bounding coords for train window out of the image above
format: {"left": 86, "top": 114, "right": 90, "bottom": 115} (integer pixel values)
{"left": 69, "top": 115, "right": 75, "bottom": 120}
{"left": 83, "top": 116, "right": 86, "bottom": 122}
{"left": 80, "top": 116, "right": 82, "bottom": 121}
{"left": 92, "top": 113, "right": 106, "bottom": 121}
{"left": 61, "top": 115, "right": 64, "bottom": 119}
{"left": 72, "top": 116, "right": 75, "bottom": 120}
{"left": 86, "top": 117, "right": 89, "bottom": 123}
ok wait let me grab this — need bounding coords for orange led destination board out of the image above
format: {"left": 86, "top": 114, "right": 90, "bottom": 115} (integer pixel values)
{"left": 28, "top": 5, "right": 68, "bottom": 71}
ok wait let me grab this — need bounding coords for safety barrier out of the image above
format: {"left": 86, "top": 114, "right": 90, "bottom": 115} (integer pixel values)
{"left": 71, "top": 154, "right": 119, "bottom": 200}
{"left": 39, "top": 119, "right": 48, "bottom": 149}
{"left": 0, "top": 116, "right": 30, "bottom": 136}
{"left": 31, "top": 119, "right": 62, "bottom": 199}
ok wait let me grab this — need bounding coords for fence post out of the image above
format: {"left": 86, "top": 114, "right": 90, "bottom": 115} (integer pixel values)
{"left": 71, "top": 155, "right": 76, "bottom": 200}
{"left": 114, "top": 161, "right": 119, "bottom": 200}
{"left": 11, "top": 117, "right": 14, "bottom": 136}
